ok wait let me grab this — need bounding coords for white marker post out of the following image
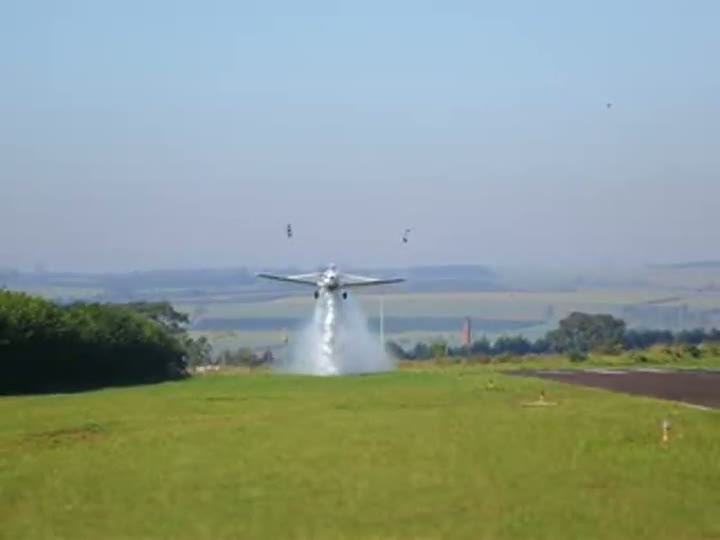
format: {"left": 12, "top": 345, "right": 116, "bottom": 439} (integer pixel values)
{"left": 662, "top": 419, "right": 671, "bottom": 443}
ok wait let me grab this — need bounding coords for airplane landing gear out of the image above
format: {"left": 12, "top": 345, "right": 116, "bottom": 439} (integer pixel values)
{"left": 314, "top": 290, "right": 319, "bottom": 299}
{"left": 342, "top": 291, "right": 347, "bottom": 299}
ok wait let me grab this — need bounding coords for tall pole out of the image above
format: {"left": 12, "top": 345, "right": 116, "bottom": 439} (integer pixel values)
{"left": 379, "top": 294, "right": 385, "bottom": 355}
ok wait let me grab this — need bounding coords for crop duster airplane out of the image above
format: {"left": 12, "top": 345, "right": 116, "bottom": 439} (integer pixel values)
{"left": 256, "top": 264, "right": 405, "bottom": 299}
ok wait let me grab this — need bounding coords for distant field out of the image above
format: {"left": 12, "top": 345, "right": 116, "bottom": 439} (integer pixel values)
{"left": 177, "top": 288, "right": 684, "bottom": 320}
{"left": 180, "top": 287, "right": 720, "bottom": 350}
{"left": 13, "top": 286, "right": 103, "bottom": 300}
{"left": 643, "top": 268, "right": 720, "bottom": 289}
{"left": 2, "top": 364, "right": 719, "bottom": 539}
{"left": 13, "top": 280, "right": 720, "bottom": 351}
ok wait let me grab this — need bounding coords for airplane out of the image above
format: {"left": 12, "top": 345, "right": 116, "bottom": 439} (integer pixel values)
{"left": 256, "top": 263, "right": 405, "bottom": 299}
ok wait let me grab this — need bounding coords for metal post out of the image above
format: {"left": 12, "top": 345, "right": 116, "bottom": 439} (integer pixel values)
{"left": 379, "top": 294, "right": 385, "bottom": 355}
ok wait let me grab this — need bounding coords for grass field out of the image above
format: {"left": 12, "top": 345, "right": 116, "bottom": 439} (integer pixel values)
{"left": 2, "top": 364, "right": 720, "bottom": 540}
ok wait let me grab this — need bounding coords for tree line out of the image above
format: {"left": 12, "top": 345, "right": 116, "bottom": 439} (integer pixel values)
{"left": 213, "top": 347, "right": 275, "bottom": 367}
{"left": 387, "top": 312, "right": 720, "bottom": 361}
{"left": 4, "top": 290, "right": 719, "bottom": 396}
{"left": 0, "top": 291, "right": 212, "bottom": 394}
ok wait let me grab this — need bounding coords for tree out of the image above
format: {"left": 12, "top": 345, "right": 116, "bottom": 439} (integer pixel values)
{"left": 259, "top": 349, "right": 274, "bottom": 365}
{"left": 470, "top": 336, "right": 491, "bottom": 355}
{"left": 431, "top": 339, "right": 447, "bottom": 358}
{"left": 531, "top": 337, "right": 551, "bottom": 354}
{"left": 623, "top": 329, "right": 673, "bottom": 349}
{"left": 0, "top": 291, "right": 191, "bottom": 394}
{"left": 184, "top": 335, "right": 213, "bottom": 367}
{"left": 545, "top": 312, "right": 626, "bottom": 355}
{"left": 411, "top": 342, "right": 432, "bottom": 360}
{"left": 125, "top": 301, "right": 189, "bottom": 335}
{"left": 395, "top": 318, "right": 719, "bottom": 362}
{"left": 492, "top": 335, "right": 532, "bottom": 356}
{"left": 216, "top": 347, "right": 272, "bottom": 366}
{"left": 675, "top": 328, "right": 706, "bottom": 345}
{"left": 385, "top": 341, "right": 408, "bottom": 360}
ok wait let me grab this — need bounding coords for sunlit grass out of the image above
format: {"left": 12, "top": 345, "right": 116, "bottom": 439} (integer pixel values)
{"left": 2, "top": 364, "right": 719, "bottom": 540}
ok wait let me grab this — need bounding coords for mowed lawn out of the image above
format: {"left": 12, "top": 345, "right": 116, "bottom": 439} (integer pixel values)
{"left": 1, "top": 368, "right": 720, "bottom": 540}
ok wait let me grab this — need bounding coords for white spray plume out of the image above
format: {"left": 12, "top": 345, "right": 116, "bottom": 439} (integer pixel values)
{"left": 274, "top": 290, "right": 396, "bottom": 376}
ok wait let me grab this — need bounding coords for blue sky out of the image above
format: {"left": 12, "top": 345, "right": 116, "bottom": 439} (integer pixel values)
{"left": 1, "top": 0, "right": 719, "bottom": 271}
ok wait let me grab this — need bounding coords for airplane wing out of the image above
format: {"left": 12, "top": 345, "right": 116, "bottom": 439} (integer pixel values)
{"left": 341, "top": 273, "right": 405, "bottom": 288}
{"left": 256, "top": 272, "right": 320, "bottom": 286}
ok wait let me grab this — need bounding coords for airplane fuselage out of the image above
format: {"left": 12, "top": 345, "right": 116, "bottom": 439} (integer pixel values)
{"left": 320, "top": 269, "right": 340, "bottom": 290}
{"left": 315, "top": 268, "right": 344, "bottom": 298}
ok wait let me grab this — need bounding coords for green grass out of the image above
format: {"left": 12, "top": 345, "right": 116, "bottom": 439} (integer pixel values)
{"left": 2, "top": 365, "right": 720, "bottom": 540}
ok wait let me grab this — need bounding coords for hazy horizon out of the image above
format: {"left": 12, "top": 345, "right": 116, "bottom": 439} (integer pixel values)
{"left": 2, "top": 1, "right": 719, "bottom": 273}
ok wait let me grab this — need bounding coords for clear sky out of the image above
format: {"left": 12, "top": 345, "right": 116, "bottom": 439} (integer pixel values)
{"left": 2, "top": 0, "right": 719, "bottom": 272}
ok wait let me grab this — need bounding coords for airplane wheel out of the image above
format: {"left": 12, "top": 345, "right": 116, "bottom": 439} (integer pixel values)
{"left": 342, "top": 291, "right": 347, "bottom": 299}
{"left": 314, "top": 291, "right": 319, "bottom": 299}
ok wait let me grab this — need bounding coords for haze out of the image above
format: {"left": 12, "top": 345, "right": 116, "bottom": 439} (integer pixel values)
{"left": 2, "top": 0, "right": 719, "bottom": 272}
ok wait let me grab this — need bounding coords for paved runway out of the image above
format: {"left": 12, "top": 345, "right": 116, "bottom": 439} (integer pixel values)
{"left": 509, "top": 368, "right": 720, "bottom": 408}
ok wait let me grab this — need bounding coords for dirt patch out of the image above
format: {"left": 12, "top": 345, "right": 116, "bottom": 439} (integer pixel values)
{"left": 509, "top": 368, "right": 720, "bottom": 408}
{"left": 25, "top": 422, "right": 108, "bottom": 449}
{"left": 203, "top": 396, "right": 249, "bottom": 402}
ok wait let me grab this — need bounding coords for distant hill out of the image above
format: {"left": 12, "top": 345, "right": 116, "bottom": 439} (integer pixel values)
{"left": 1, "top": 264, "right": 504, "bottom": 302}
{"left": 649, "top": 261, "right": 720, "bottom": 270}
